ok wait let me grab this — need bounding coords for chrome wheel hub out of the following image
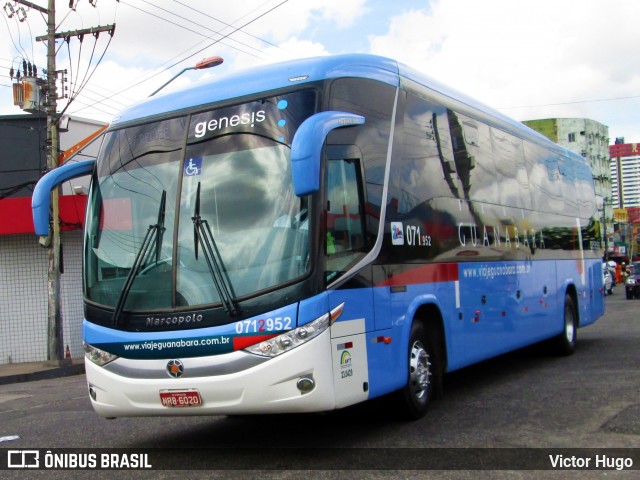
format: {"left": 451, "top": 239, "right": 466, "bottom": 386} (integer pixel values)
{"left": 564, "top": 311, "right": 576, "bottom": 343}
{"left": 409, "top": 341, "right": 431, "bottom": 399}
{"left": 565, "top": 314, "right": 575, "bottom": 343}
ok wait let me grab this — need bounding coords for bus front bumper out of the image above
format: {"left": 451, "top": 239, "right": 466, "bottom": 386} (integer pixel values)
{"left": 85, "top": 329, "right": 336, "bottom": 417}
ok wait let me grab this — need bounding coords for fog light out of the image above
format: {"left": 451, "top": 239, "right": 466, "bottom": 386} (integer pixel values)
{"left": 296, "top": 376, "right": 315, "bottom": 393}
{"left": 88, "top": 385, "right": 97, "bottom": 401}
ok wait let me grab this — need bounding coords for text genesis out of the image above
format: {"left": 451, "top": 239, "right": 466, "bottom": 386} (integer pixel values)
{"left": 194, "top": 110, "right": 266, "bottom": 138}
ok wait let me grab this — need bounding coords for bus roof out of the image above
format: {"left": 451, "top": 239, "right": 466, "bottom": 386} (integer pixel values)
{"left": 112, "top": 54, "right": 400, "bottom": 126}
{"left": 111, "top": 53, "right": 583, "bottom": 163}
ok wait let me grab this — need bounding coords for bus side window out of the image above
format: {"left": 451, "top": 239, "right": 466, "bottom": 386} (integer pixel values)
{"left": 325, "top": 155, "right": 366, "bottom": 279}
{"left": 491, "top": 128, "right": 532, "bottom": 210}
{"left": 448, "top": 111, "right": 499, "bottom": 205}
{"left": 557, "top": 155, "right": 578, "bottom": 216}
{"left": 524, "top": 142, "right": 565, "bottom": 214}
{"left": 574, "top": 160, "right": 596, "bottom": 218}
{"left": 399, "top": 93, "right": 460, "bottom": 209}
{"left": 448, "top": 110, "right": 476, "bottom": 199}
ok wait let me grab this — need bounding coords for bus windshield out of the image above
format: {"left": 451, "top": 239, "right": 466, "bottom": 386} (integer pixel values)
{"left": 84, "top": 90, "right": 316, "bottom": 314}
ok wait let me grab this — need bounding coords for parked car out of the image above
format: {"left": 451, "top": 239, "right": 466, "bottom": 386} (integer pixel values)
{"left": 602, "top": 264, "right": 613, "bottom": 296}
{"left": 625, "top": 262, "right": 640, "bottom": 300}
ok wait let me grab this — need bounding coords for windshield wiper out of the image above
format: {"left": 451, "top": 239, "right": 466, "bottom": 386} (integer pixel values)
{"left": 192, "top": 182, "right": 239, "bottom": 316}
{"left": 111, "top": 190, "right": 166, "bottom": 325}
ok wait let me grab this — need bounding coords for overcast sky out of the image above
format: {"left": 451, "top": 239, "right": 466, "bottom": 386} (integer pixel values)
{"left": 2, "top": 0, "right": 639, "bottom": 143}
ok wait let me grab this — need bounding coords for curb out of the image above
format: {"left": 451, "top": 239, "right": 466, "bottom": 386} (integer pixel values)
{"left": 0, "top": 363, "right": 85, "bottom": 386}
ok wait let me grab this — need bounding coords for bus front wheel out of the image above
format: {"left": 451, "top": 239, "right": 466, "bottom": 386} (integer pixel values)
{"left": 396, "top": 321, "right": 442, "bottom": 420}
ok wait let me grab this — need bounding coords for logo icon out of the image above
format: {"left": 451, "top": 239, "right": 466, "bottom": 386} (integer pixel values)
{"left": 184, "top": 157, "right": 202, "bottom": 176}
{"left": 391, "top": 222, "right": 404, "bottom": 245}
{"left": 340, "top": 350, "right": 352, "bottom": 368}
{"left": 166, "top": 359, "right": 184, "bottom": 378}
{"left": 8, "top": 450, "right": 40, "bottom": 468}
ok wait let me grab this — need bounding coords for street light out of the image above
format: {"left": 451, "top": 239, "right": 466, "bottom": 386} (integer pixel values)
{"left": 149, "top": 56, "right": 223, "bottom": 97}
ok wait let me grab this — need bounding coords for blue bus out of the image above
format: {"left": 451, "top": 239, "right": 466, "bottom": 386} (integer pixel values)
{"left": 32, "top": 54, "right": 604, "bottom": 419}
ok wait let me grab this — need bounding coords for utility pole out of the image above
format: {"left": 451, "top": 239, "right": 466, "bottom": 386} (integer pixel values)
{"left": 10, "top": 0, "right": 62, "bottom": 361}
{"left": 46, "top": 0, "right": 62, "bottom": 363}
{"left": 11, "top": 0, "right": 114, "bottom": 362}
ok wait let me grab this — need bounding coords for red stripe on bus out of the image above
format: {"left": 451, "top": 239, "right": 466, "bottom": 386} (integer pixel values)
{"left": 233, "top": 334, "right": 279, "bottom": 351}
{"left": 377, "top": 263, "right": 459, "bottom": 287}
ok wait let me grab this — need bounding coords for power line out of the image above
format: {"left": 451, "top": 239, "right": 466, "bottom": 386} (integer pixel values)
{"left": 10, "top": 14, "right": 33, "bottom": 62}
{"left": 50, "top": 3, "right": 127, "bottom": 115}
{"left": 498, "top": 94, "right": 640, "bottom": 110}
{"left": 160, "top": 0, "right": 291, "bottom": 75}
{"left": 64, "top": 1, "right": 288, "bottom": 116}
{"left": 64, "top": 30, "right": 114, "bottom": 114}
{"left": 118, "top": 0, "right": 267, "bottom": 60}
{"left": 67, "top": 0, "right": 291, "bottom": 117}
{"left": 64, "top": 95, "right": 120, "bottom": 117}
{"left": 171, "top": 0, "right": 283, "bottom": 52}
{"left": 80, "top": 83, "right": 131, "bottom": 109}
{"left": 2, "top": 10, "right": 30, "bottom": 63}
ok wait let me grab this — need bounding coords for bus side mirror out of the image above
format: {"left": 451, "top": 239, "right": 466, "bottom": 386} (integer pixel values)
{"left": 290, "top": 111, "right": 365, "bottom": 196}
{"left": 32, "top": 159, "right": 96, "bottom": 238}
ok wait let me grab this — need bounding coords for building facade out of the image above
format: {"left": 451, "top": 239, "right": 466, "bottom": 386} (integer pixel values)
{"left": 0, "top": 114, "right": 105, "bottom": 365}
{"left": 610, "top": 141, "right": 640, "bottom": 209}
{"left": 609, "top": 141, "right": 640, "bottom": 260}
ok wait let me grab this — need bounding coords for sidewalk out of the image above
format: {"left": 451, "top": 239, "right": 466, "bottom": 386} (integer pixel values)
{"left": 0, "top": 358, "right": 85, "bottom": 386}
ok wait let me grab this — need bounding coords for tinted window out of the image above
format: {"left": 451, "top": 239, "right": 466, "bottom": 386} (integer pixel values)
{"left": 399, "top": 94, "right": 460, "bottom": 211}
{"left": 524, "top": 142, "right": 565, "bottom": 214}
{"left": 325, "top": 156, "right": 366, "bottom": 283}
{"left": 557, "top": 155, "right": 578, "bottom": 216}
{"left": 328, "top": 78, "right": 397, "bottom": 238}
{"left": 574, "top": 159, "right": 597, "bottom": 218}
{"left": 449, "top": 111, "right": 498, "bottom": 204}
{"left": 85, "top": 117, "right": 186, "bottom": 309}
{"left": 491, "top": 128, "right": 532, "bottom": 210}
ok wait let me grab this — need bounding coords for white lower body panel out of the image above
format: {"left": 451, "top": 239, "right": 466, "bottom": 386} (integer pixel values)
{"left": 86, "top": 329, "right": 337, "bottom": 417}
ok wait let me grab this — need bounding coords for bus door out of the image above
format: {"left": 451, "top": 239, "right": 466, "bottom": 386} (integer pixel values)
{"left": 324, "top": 145, "right": 372, "bottom": 407}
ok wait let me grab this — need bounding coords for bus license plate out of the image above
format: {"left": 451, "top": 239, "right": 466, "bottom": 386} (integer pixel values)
{"left": 159, "top": 390, "right": 202, "bottom": 407}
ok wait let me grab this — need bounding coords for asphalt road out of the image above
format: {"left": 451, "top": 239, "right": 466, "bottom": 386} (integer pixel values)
{"left": 1, "top": 290, "right": 638, "bottom": 479}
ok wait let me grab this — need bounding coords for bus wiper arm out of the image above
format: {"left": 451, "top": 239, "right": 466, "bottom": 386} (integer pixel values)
{"left": 192, "top": 182, "right": 239, "bottom": 316}
{"left": 155, "top": 190, "right": 166, "bottom": 264}
{"left": 111, "top": 190, "right": 166, "bottom": 325}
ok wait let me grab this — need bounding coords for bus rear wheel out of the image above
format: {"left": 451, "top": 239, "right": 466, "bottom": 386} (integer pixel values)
{"left": 396, "top": 322, "right": 442, "bottom": 420}
{"left": 553, "top": 294, "right": 577, "bottom": 356}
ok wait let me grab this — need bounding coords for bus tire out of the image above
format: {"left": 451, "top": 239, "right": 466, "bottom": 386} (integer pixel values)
{"left": 396, "top": 321, "right": 442, "bottom": 420}
{"left": 553, "top": 294, "right": 577, "bottom": 356}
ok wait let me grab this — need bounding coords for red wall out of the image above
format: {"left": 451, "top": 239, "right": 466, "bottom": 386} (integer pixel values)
{"left": 0, "top": 195, "right": 87, "bottom": 235}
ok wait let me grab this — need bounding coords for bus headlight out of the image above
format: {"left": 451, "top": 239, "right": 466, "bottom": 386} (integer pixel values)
{"left": 245, "top": 302, "right": 344, "bottom": 358}
{"left": 83, "top": 342, "right": 119, "bottom": 366}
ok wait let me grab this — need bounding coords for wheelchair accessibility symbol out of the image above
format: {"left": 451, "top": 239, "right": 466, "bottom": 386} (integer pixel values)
{"left": 184, "top": 157, "right": 202, "bottom": 176}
